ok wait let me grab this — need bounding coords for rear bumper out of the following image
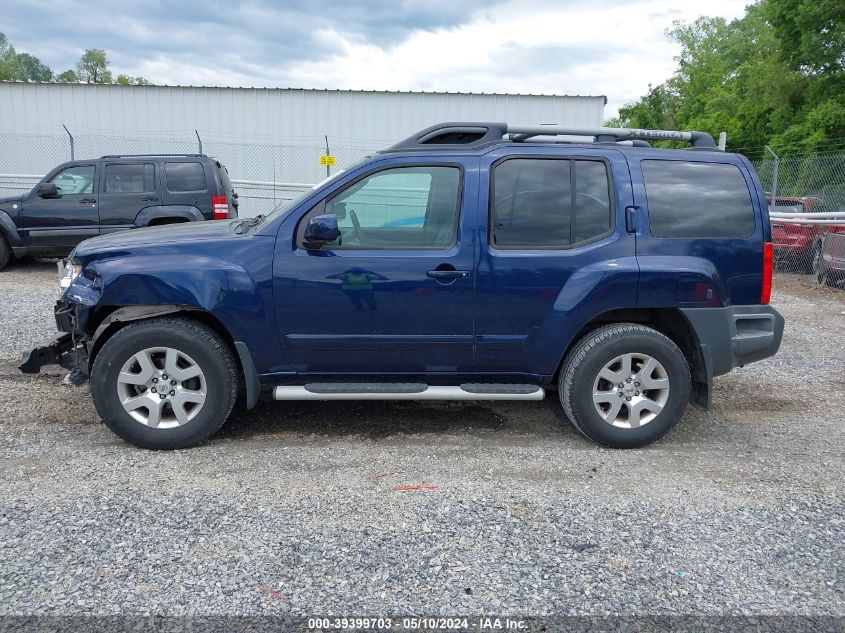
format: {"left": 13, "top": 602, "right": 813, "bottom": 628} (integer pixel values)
{"left": 681, "top": 305, "right": 785, "bottom": 377}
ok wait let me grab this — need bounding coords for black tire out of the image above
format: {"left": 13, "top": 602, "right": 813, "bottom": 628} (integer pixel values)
{"left": 559, "top": 323, "right": 690, "bottom": 448}
{"left": 90, "top": 317, "right": 238, "bottom": 449}
{"left": 0, "top": 236, "right": 10, "bottom": 271}
{"left": 807, "top": 242, "right": 823, "bottom": 275}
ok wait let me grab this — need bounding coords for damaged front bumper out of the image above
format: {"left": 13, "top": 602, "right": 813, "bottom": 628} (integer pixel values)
{"left": 18, "top": 300, "right": 89, "bottom": 376}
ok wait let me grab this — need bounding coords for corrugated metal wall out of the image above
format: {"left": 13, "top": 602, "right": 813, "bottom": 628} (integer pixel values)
{"left": 0, "top": 82, "right": 605, "bottom": 214}
{"left": 0, "top": 82, "right": 605, "bottom": 144}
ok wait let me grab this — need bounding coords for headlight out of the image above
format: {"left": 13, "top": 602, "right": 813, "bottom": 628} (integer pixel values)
{"left": 58, "top": 259, "right": 82, "bottom": 289}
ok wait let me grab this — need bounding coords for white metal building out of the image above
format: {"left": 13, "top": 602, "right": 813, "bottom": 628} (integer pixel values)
{"left": 0, "top": 82, "right": 606, "bottom": 214}
{"left": 0, "top": 82, "right": 605, "bottom": 143}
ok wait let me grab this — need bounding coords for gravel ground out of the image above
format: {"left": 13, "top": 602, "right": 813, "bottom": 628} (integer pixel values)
{"left": 0, "top": 260, "right": 843, "bottom": 621}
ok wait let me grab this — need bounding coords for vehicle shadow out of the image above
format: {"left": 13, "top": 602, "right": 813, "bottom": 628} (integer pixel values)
{"left": 7, "top": 257, "right": 60, "bottom": 273}
{"left": 220, "top": 397, "right": 563, "bottom": 441}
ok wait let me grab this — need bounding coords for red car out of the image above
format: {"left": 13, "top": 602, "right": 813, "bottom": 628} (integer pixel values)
{"left": 770, "top": 196, "right": 827, "bottom": 273}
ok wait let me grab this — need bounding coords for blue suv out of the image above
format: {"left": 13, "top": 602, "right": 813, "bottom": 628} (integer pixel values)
{"left": 20, "top": 122, "right": 784, "bottom": 450}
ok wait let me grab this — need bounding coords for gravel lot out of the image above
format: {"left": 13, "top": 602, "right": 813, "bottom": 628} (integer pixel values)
{"left": 0, "top": 260, "right": 843, "bottom": 620}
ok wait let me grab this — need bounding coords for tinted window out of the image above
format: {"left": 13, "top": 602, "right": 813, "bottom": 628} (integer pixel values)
{"left": 642, "top": 160, "right": 756, "bottom": 238}
{"left": 301, "top": 166, "right": 460, "bottom": 249}
{"left": 104, "top": 163, "right": 155, "bottom": 193}
{"left": 492, "top": 159, "right": 612, "bottom": 248}
{"left": 216, "top": 164, "right": 233, "bottom": 193}
{"left": 165, "top": 162, "right": 207, "bottom": 192}
{"left": 575, "top": 161, "right": 612, "bottom": 243}
{"left": 49, "top": 165, "right": 94, "bottom": 195}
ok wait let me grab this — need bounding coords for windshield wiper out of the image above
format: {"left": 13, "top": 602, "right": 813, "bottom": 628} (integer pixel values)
{"left": 233, "top": 214, "right": 265, "bottom": 234}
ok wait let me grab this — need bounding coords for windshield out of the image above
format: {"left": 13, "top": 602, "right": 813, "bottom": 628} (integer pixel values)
{"left": 263, "top": 166, "right": 353, "bottom": 221}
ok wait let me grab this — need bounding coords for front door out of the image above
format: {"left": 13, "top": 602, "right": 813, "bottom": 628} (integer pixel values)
{"left": 20, "top": 163, "right": 99, "bottom": 251}
{"left": 273, "top": 159, "right": 478, "bottom": 376}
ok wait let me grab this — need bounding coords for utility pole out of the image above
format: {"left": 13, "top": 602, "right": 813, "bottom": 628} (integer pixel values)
{"left": 63, "top": 124, "right": 74, "bottom": 161}
{"left": 765, "top": 146, "right": 779, "bottom": 208}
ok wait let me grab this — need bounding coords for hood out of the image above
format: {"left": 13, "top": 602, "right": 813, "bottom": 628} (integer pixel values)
{"left": 73, "top": 220, "right": 241, "bottom": 258}
{"left": 0, "top": 194, "right": 23, "bottom": 208}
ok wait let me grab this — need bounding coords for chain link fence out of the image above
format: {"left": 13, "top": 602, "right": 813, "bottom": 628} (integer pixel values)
{"left": 1, "top": 127, "right": 844, "bottom": 291}
{"left": 0, "top": 128, "right": 380, "bottom": 216}
{"left": 752, "top": 152, "right": 845, "bottom": 290}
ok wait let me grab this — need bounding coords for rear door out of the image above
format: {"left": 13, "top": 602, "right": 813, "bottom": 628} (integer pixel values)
{"left": 475, "top": 147, "right": 638, "bottom": 377}
{"left": 20, "top": 163, "right": 99, "bottom": 250}
{"left": 97, "top": 161, "right": 158, "bottom": 234}
{"left": 629, "top": 156, "right": 763, "bottom": 306}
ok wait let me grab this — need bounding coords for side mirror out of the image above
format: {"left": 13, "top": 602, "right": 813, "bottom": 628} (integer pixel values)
{"left": 37, "top": 183, "right": 60, "bottom": 199}
{"left": 303, "top": 213, "right": 340, "bottom": 248}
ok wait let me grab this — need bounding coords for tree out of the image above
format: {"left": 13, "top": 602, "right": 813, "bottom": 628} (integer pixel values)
{"left": 764, "top": 0, "right": 845, "bottom": 77}
{"left": 55, "top": 69, "right": 78, "bottom": 83}
{"left": 115, "top": 73, "right": 151, "bottom": 86}
{"left": 0, "top": 31, "right": 54, "bottom": 81}
{"left": 610, "top": 0, "right": 843, "bottom": 157}
{"left": 77, "top": 48, "right": 112, "bottom": 84}
{"left": 0, "top": 32, "right": 11, "bottom": 60}
{"left": 5, "top": 52, "right": 53, "bottom": 81}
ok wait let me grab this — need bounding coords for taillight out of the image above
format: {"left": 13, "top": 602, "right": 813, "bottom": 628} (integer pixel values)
{"left": 761, "top": 241, "right": 773, "bottom": 304}
{"left": 211, "top": 195, "right": 229, "bottom": 220}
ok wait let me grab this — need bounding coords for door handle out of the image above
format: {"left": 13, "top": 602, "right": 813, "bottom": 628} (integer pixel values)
{"left": 141, "top": 196, "right": 158, "bottom": 201}
{"left": 79, "top": 198, "right": 96, "bottom": 204}
{"left": 427, "top": 269, "right": 471, "bottom": 279}
{"left": 625, "top": 206, "right": 638, "bottom": 234}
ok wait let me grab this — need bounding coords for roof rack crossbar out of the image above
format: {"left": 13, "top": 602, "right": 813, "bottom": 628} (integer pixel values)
{"left": 505, "top": 124, "right": 716, "bottom": 148}
{"left": 385, "top": 122, "right": 717, "bottom": 151}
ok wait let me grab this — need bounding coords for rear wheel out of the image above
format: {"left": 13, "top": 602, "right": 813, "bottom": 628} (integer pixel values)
{"left": 91, "top": 317, "right": 238, "bottom": 449}
{"left": 559, "top": 324, "right": 690, "bottom": 448}
{"left": 808, "top": 241, "right": 823, "bottom": 274}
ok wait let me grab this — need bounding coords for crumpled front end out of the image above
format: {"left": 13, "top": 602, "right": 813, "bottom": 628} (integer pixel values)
{"left": 18, "top": 259, "right": 101, "bottom": 380}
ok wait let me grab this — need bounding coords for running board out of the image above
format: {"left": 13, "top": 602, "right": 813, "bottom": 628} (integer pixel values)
{"left": 273, "top": 383, "right": 545, "bottom": 401}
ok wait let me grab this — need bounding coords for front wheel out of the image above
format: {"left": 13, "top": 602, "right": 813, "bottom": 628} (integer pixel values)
{"left": 0, "top": 236, "right": 10, "bottom": 270}
{"left": 90, "top": 317, "right": 238, "bottom": 449}
{"left": 559, "top": 324, "right": 691, "bottom": 448}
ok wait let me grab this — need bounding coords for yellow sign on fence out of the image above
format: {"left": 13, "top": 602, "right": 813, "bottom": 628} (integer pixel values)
{"left": 319, "top": 155, "right": 337, "bottom": 166}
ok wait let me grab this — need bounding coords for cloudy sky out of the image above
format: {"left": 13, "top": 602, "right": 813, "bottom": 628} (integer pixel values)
{"left": 4, "top": 0, "right": 750, "bottom": 116}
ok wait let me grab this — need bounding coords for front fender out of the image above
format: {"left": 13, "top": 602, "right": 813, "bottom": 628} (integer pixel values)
{"left": 134, "top": 205, "right": 205, "bottom": 227}
{"left": 64, "top": 238, "right": 281, "bottom": 377}
{"left": 0, "top": 209, "right": 23, "bottom": 247}
{"left": 80, "top": 255, "right": 261, "bottom": 341}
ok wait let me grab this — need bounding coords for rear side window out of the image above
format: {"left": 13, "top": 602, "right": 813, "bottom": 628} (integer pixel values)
{"left": 491, "top": 158, "right": 612, "bottom": 248}
{"left": 165, "top": 162, "right": 207, "bottom": 192}
{"left": 104, "top": 163, "right": 155, "bottom": 193}
{"left": 642, "top": 160, "right": 756, "bottom": 238}
{"left": 217, "top": 164, "right": 233, "bottom": 193}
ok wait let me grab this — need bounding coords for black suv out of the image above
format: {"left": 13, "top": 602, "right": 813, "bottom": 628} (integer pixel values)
{"left": 0, "top": 154, "right": 238, "bottom": 270}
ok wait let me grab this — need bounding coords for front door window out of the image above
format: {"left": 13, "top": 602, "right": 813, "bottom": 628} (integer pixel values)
{"left": 299, "top": 166, "right": 461, "bottom": 249}
{"left": 49, "top": 165, "right": 95, "bottom": 195}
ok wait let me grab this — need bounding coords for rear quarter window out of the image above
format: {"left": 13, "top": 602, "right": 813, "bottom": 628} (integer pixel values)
{"left": 165, "top": 162, "right": 208, "bottom": 193}
{"left": 642, "top": 160, "right": 756, "bottom": 238}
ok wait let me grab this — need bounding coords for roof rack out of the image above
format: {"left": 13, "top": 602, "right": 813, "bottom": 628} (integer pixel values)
{"left": 385, "top": 122, "right": 718, "bottom": 151}
{"left": 100, "top": 153, "right": 207, "bottom": 159}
